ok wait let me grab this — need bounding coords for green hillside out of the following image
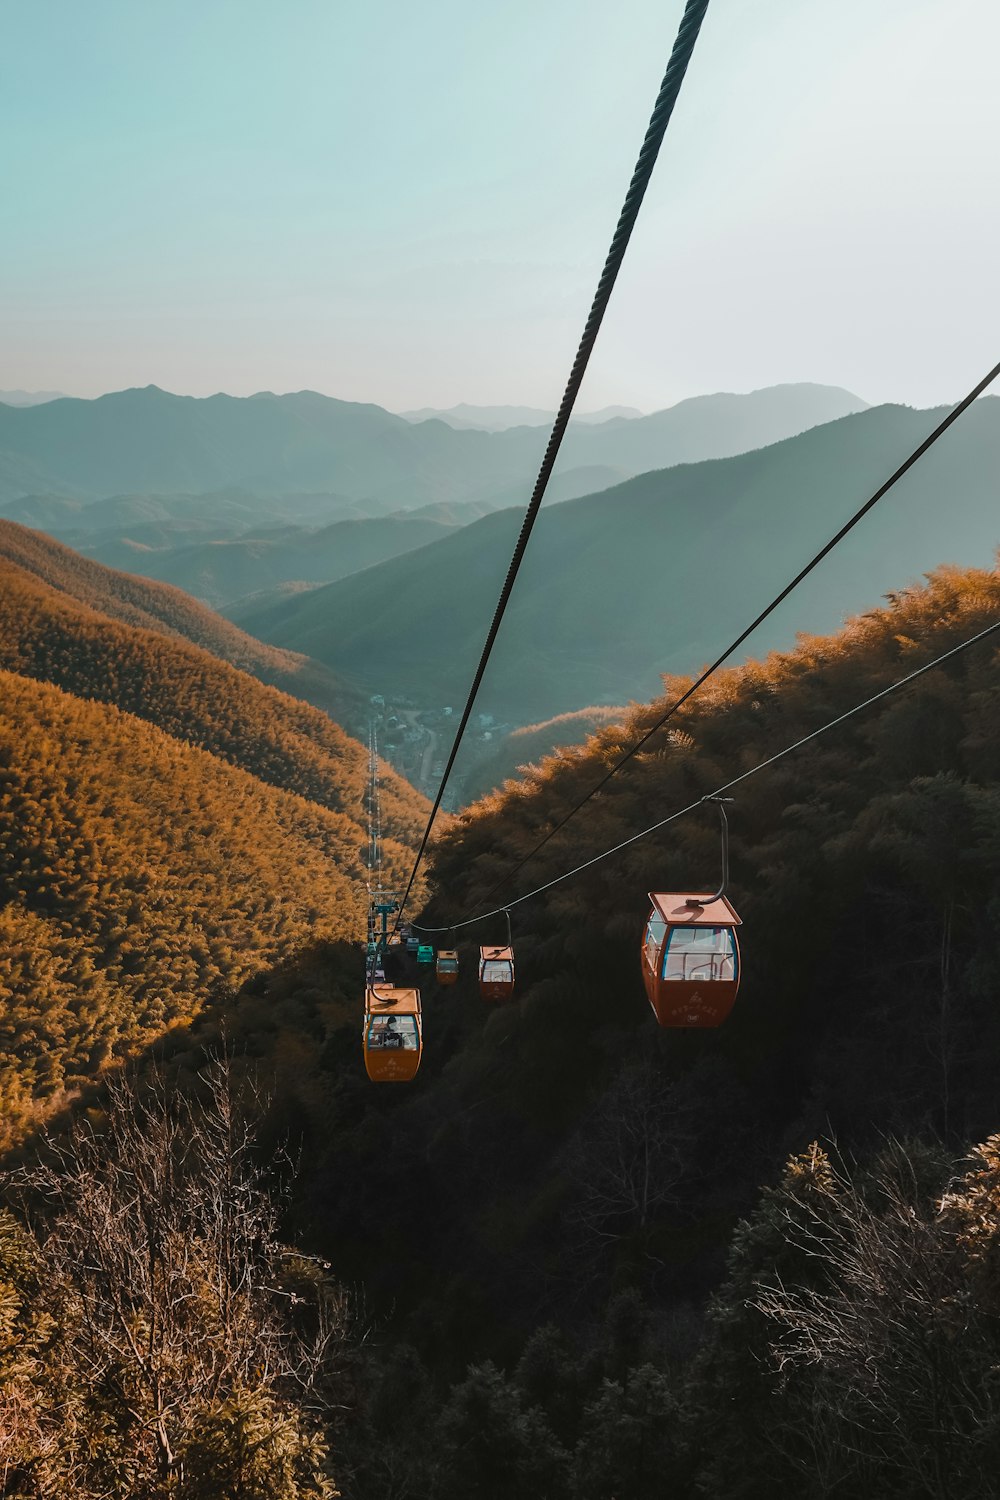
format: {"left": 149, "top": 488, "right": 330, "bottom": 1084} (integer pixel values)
{"left": 234, "top": 400, "right": 1000, "bottom": 722}
{"left": 84, "top": 511, "right": 460, "bottom": 608}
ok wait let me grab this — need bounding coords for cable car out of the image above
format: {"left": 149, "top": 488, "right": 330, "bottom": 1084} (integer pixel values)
{"left": 479, "top": 945, "right": 514, "bottom": 1003}
{"left": 641, "top": 893, "right": 741, "bottom": 1026}
{"left": 363, "top": 986, "right": 423, "bottom": 1082}
{"left": 436, "top": 949, "right": 459, "bottom": 986}
{"left": 417, "top": 944, "right": 434, "bottom": 967}
{"left": 640, "top": 796, "right": 742, "bottom": 1028}
{"left": 406, "top": 935, "right": 420, "bottom": 956}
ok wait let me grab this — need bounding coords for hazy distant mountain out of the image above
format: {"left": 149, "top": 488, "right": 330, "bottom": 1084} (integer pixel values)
{"left": 565, "top": 384, "right": 870, "bottom": 476}
{"left": 448, "top": 464, "right": 630, "bottom": 514}
{"left": 2, "top": 489, "right": 413, "bottom": 552}
{"left": 3, "top": 487, "right": 270, "bottom": 535}
{"left": 0, "top": 382, "right": 867, "bottom": 509}
{"left": 399, "top": 497, "right": 507, "bottom": 525}
{"left": 233, "top": 399, "right": 1000, "bottom": 724}
{"left": 81, "top": 511, "right": 461, "bottom": 608}
{"left": 0, "top": 389, "right": 67, "bottom": 406}
{"left": 398, "top": 403, "right": 643, "bottom": 430}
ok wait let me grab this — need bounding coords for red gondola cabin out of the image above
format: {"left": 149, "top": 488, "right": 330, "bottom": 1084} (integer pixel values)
{"left": 641, "top": 893, "right": 741, "bottom": 1028}
{"left": 479, "top": 945, "right": 514, "bottom": 1003}
{"left": 363, "top": 986, "right": 423, "bottom": 1082}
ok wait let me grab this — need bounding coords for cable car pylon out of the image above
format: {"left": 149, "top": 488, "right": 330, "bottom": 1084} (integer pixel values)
{"left": 362, "top": 717, "right": 422, "bottom": 1082}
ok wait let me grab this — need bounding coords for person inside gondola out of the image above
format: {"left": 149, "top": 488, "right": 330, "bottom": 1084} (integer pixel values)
{"left": 382, "top": 1017, "right": 404, "bottom": 1049}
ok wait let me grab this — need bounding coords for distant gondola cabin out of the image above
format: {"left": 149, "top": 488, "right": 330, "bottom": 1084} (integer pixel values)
{"left": 479, "top": 945, "right": 514, "bottom": 1003}
{"left": 417, "top": 944, "right": 435, "bottom": 966}
{"left": 436, "top": 949, "right": 459, "bottom": 986}
{"left": 641, "top": 893, "right": 741, "bottom": 1028}
{"left": 363, "top": 987, "right": 422, "bottom": 1082}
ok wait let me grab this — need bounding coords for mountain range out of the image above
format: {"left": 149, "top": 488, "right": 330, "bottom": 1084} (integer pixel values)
{"left": 0, "top": 382, "right": 866, "bottom": 510}
{"left": 231, "top": 399, "right": 1000, "bottom": 724}
{"left": 397, "top": 403, "right": 644, "bottom": 430}
{"left": 0, "top": 383, "right": 868, "bottom": 620}
{"left": 0, "top": 388, "right": 67, "bottom": 406}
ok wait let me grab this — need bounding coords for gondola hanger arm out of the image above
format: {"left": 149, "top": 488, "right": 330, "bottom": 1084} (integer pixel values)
{"left": 685, "top": 796, "right": 733, "bottom": 909}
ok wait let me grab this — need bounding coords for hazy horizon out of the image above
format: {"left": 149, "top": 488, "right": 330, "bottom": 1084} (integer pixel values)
{"left": 1, "top": 376, "right": 876, "bottom": 418}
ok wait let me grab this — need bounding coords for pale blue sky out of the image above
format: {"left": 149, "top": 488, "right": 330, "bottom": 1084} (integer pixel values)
{"left": 2, "top": 0, "right": 997, "bottom": 410}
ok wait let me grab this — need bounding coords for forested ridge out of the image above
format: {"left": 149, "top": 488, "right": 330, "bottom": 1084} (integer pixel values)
{"left": 0, "top": 553, "right": 421, "bottom": 834}
{"left": 0, "top": 548, "right": 429, "bottom": 1147}
{"left": 0, "top": 669, "right": 398, "bottom": 1144}
{"left": 461, "top": 705, "right": 627, "bottom": 802}
{"left": 0, "top": 520, "right": 358, "bottom": 717}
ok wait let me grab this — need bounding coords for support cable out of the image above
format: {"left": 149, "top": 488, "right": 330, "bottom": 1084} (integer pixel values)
{"left": 365, "top": 720, "right": 380, "bottom": 987}
{"left": 372, "top": 721, "right": 384, "bottom": 895}
{"left": 411, "top": 617, "right": 1000, "bottom": 932}
{"left": 394, "top": 0, "right": 713, "bottom": 926}
{"left": 479, "top": 358, "right": 1000, "bottom": 903}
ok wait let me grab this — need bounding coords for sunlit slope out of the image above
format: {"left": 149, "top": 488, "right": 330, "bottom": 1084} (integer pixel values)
{"left": 0, "top": 519, "right": 360, "bottom": 715}
{"left": 307, "top": 565, "right": 1000, "bottom": 1344}
{"left": 0, "top": 554, "right": 424, "bottom": 843}
{"left": 460, "top": 706, "right": 627, "bottom": 803}
{"left": 235, "top": 401, "right": 1000, "bottom": 720}
{"left": 0, "top": 671, "right": 377, "bottom": 1145}
{"left": 0, "top": 382, "right": 865, "bottom": 506}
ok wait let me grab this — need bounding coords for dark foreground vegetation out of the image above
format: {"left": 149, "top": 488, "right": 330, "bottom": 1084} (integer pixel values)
{"left": 4, "top": 1059, "right": 999, "bottom": 1497}
{"left": 1, "top": 560, "right": 999, "bottom": 1495}
{"left": 1, "top": 1061, "right": 347, "bottom": 1498}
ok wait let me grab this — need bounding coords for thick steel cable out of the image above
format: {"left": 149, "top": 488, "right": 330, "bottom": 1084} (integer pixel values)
{"left": 394, "top": 0, "right": 713, "bottom": 927}
{"left": 373, "top": 721, "right": 384, "bottom": 894}
{"left": 410, "top": 616, "right": 1000, "bottom": 931}
{"left": 480, "top": 358, "right": 1000, "bottom": 904}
